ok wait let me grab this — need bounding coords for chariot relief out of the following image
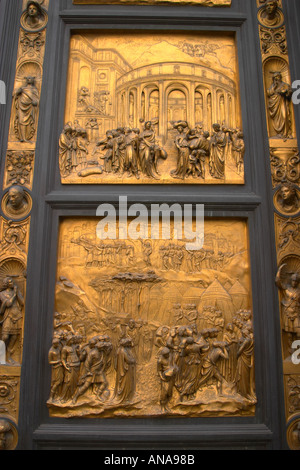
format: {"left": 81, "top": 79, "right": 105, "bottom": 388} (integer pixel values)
{"left": 47, "top": 218, "right": 256, "bottom": 418}
{"left": 59, "top": 33, "right": 244, "bottom": 185}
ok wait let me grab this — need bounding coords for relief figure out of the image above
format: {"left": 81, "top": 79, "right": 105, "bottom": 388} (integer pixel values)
{"left": 267, "top": 72, "right": 293, "bottom": 138}
{"left": 276, "top": 264, "right": 300, "bottom": 350}
{"left": 113, "top": 337, "right": 136, "bottom": 404}
{"left": 13, "top": 76, "right": 39, "bottom": 142}
{"left": 0, "top": 277, "right": 24, "bottom": 364}
{"left": 209, "top": 124, "right": 227, "bottom": 179}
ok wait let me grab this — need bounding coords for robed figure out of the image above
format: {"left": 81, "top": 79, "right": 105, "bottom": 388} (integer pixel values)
{"left": 13, "top": 76, "right": 39, "bottom": 142}
{"left": 209, "top": 124, "right": 226, "bottom": 179}
{"left": 59, "top": 123, "right": 73, "bottom": 177}
{"left": 234, "top": 328, "right": 256, "bottom": 402}
{"left": 267, "top": 72, "right": 293, "bottom": 138}
{"left": 0, "top": 277, "right": 24, "bottom": 364}
{"left": 114, "top": 337, "right": 136, "bottom": 404}
{"left": 170, "top": 121, "right": 190, "bottom": 180}
{"left": 139, "top": 120, "right": 166, "bottom": 178}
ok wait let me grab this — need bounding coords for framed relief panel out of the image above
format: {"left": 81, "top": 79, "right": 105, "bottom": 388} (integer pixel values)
{"left": 59, "top": 31, "right": 244, "bottom": 185}
{"left": 47, "top": 216, "right": 255, "bottom": 419}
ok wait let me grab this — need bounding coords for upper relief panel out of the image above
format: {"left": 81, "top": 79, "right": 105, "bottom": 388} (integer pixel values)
{"left": 60, "top": 32, "right": 244, "bottom": 184}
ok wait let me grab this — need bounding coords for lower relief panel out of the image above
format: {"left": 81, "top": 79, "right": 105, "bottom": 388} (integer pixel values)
{"left": 47, "top": 217, "right": 256, "bottom": 418}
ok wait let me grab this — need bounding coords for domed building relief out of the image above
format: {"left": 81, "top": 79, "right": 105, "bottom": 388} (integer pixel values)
{"left": 60, "top": 32, "right": 244, "bottom": 184}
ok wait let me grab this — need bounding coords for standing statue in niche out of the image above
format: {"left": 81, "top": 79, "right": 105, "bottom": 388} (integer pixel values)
{"left": 276, "top": 264, "right": 300, "bottom": 351}
{"left": 267, "top": 71, "right": 293, "bottom": 138}
{"left": 0, "top": 277, "right": 24, "bottom": 364}
{"left": 13, "top": 76, "right": 39, "bottom": 142}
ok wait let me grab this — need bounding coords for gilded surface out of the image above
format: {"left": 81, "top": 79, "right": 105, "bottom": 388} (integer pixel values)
{"left": 47, "top": 217, "right": 256, "bottom": 418}
{"left": 257, "top": 1, "right": 300, "bottom": 448}
{"left": 60, "top": 33, "right": 244, "bottom": 184}
{"left": 73, "top": 0, "right": 232, "bottom": 5}
{"left": 0, "top": 0, "right": 49, "bottom": 438}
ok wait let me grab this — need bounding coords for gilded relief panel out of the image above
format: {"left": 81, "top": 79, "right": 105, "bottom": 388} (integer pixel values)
{"left": 47, "top": 217, "right": 255, "bottom": 418}
{"left": 60, "top": 32, "right": 244, "bottom": 184}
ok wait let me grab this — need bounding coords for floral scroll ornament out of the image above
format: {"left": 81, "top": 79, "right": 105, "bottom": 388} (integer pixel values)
{"left": 20, "top": 31, "right": 45, "bottom": 59}
{"left": 5, "top": 151, "right": 34, "bottom": 188}
{"left": 270, "top": 149, "right": 300, "bottom": 186}
{"left": 260, "top": 26, "right": 287, "bottom": 55}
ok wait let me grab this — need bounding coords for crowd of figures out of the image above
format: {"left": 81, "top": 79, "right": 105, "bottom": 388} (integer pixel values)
{"left": 70, "top": 235, "right": 235, "bottom": 273}
{"left": 71, "top": 237, "right": 135, "bottom": 268}
{"left": 59, "top": 120, "right": 167, "bottom": 180}
{"left": 59, "top": 119, "right": 245, "bottom": 181}
{"left": 171, "top": 121, "right": 245, "bottom": 180}
{"left": 159, "top": 244, "right": 235, "bottom": 272}
{"left": 94, "top": 120, "right": 167, "bottom": 179}
{"left": 48, "top": 306, "right": 256, "bottom": 411}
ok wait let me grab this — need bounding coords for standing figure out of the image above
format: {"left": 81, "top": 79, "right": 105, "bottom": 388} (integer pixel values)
{"left": 139, "top": 121, "right": 167, "bottom": 179}
{"left": 234, "top": 327, "right": 256, "bottom": 402}
{"left": 76, "top": 129, "right": 89, "bottom": 172}
{"left": 114, "top": 337, "right": 136, "bottom": 404}
{"left": 176, "top": 337, "right": 202, "bottom": 402}
{"left": 124, "top": 128, "right": 140, "bottom": 178}
{"left": 48, "top": 337, "right": 64, "bottom": 402}
{"left": 230, "top": 130, "right": 245, "bottom": 174}
{"left": 60, "top": 335, "right": 81, "bottom": 403}
{"left": 187, "top": 129, "right": 211, "bottom": 179}
{"left": 267, "top": 71, "right": 293, "bottom": 138}
{"left": 157, "top": 347, "right": 178, "bottom": 412}
{"left": 0, "top": 277, "right": 24, "bottom": 364}
{"left": 13, "top": 76, "right": 39, "bottom": 142}
{"left": 197, "top": 340, "right": 228, "bottom": 395}
{"left": 276, "top": 263, "right": 300, "bottom": 350}
{"left": 59, "top": 123, "right": 73, "bottom": 177}
{"left": 221, "top": 323, "right": 238, "bottom": 382}
{"left": 170, "top": 121, "right": 190, "bottom": 180}
{"left": 72, "top": 341, "right": 109, "bottom": 404}
{"left": 209, "top": 124, "right": 227, "bottom": 179}
{"left": 116, "top": 128, "right": 126, "bottom": 174}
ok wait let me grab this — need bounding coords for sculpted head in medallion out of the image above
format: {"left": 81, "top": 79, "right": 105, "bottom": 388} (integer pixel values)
{"left": 278, "top": 182, "right": 299, "bottom": 214}
{"left": 260, "top": 0, "right": 281, "bottom": 27}
{"left": 5, "top": 185, "right": 29, "bottom": 219}
{"left": 0, "top": 420, "right": 11, "bottom": 450}
{"left": 24, "top": 1, "right": 45, "bottom": 30}
{"left": 265, "top": 0, "right": 278, "bottom": 17}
